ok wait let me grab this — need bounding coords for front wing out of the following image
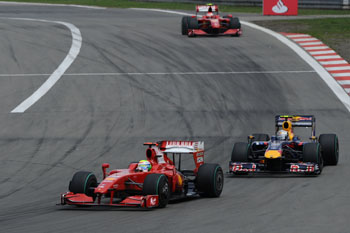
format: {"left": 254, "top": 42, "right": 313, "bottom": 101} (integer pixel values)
{"left": 229, "top": 161, "right": 320, "bottom": 175}
{"left": 188, "top": 28, "right": 242, "bottom": 37}
{"left": 60, "top": 192, "right": 159, "bottom": 208}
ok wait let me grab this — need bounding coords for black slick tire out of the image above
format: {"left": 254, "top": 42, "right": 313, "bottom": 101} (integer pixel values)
{"left": 143, "top": 174, "right": 170, "bottom": 208}
{"left": 69, "top": 171, "right": 97, "bottom": 198}
{"left": 230, "top": 17, "right": 241, "bottom": 29}
{"left": 303, "top": 143, "right": 323, "bottom": 173}
{"left": 231, "top": 142, "right": 249, "bottom": 162}
{"left": 319, "top": 134, "right": 339, "bottom": 165}
{"left": 181, "top": 16, "right": 190, "bottom": 35}
{"left": 196, "top": 163, "right": 224, "bottom": 197}
{"left": 188, "top": 17, "right": 199, "bottom": 29}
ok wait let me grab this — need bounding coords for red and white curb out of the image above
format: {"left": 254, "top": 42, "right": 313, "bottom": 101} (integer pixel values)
{"left": 281, "top": 33, "right": 350, "bottom": 95}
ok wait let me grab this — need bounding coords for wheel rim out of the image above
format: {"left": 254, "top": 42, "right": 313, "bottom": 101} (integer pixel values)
{"left": 215, "top": 170, "right": 223, "bottom": 193}
{"left": 159, "top": 182, "right": 169, "bottom": 201}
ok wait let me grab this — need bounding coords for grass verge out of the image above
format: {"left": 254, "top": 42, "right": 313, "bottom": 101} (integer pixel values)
{"left": 254, "top": 18, "right": 350, "bottom": 62}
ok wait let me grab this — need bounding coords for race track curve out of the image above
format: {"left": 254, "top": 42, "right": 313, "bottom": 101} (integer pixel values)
{"left": 0, "top": 4, "right": 349, "bottom": 233}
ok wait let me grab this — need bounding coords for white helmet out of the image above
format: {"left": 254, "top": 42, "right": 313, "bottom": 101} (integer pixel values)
{"left": 277, "top": 130, "right": 288, "bottom": 140}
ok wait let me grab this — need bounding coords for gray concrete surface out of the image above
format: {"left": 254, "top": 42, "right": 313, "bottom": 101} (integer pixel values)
{"left": 0, "top": 5, "right": 349, "bottom": 233}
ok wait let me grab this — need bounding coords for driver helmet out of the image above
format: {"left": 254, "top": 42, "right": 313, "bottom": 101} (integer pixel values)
{"left": 137, "top": 160, "right": 152, "bottom": 172}
{"left": 277, "top": 129, "right": 288, "bottom": 141}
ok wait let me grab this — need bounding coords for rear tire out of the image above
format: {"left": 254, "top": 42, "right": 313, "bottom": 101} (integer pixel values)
{"left": 231, "top": 142, "right": 249, "bottom": 162}
{"left": 69, "top": 171, "right": 97, "bottom": 198}
{"left": 181, "top": 16, "right": 190, "bottom": 35}
{"left": 143, "top": 174, "right": 170, "bottom": 208}
{"left": 303, "top": 143, "right": 323, "bottom": 173}
{"left": 196, "top": 163, "right": 224, "bottom": 197}
{"left": 319, "top": 134, "right": 339, "bottom": 165}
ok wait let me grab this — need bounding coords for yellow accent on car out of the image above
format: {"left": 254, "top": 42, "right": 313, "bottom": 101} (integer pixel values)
{"left": 265, "top": 150, "right": 282, "bottom": 159}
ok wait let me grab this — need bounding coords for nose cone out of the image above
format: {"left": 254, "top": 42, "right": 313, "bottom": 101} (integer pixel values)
{"left": 265, "top": 150, "right": 282, "bottom": 159}
{"left": 210, "top": 19, "right": 220, "bottom": 28}
{"left": 95, "top": 176, "right": 117, "bottom": 193}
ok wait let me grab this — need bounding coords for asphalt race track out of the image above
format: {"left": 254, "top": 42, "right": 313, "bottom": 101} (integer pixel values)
{"left": 0, "top": 4, "right": 349, "bottom": 233}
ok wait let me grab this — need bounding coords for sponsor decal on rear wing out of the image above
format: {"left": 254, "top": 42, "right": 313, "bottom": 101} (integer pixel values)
{"left": 160, "top": 141, "right": 204, "bottom": 153}
{"left": 196, "top": 5, "right": 218, "bottom": 12}
{"left": 275, "top": 115, "right": 315, "bottom": 127}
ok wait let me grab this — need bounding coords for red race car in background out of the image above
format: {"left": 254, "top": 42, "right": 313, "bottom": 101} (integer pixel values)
{"left": 60, "top": 141, "right": 224, "bottom": 209}
{"left": 181, "top": 4, "right": 242, "bottom": 37}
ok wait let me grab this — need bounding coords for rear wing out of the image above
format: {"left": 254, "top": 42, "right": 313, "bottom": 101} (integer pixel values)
{"left": 196, "top": 5, "right": 218, "bottom": 13}
{"left": 159, "top": 141, "right": 204, "bottom": 153}
{"left": 275, "top": 115, "right": 315, "bottom": 127}
{"left": 275, "top": 115, "right": 315, "bottom": 136}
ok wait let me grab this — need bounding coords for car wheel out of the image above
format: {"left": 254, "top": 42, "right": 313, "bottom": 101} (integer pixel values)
{"left": 303, "top": 143, "right": 323, "bottom": 173}
{"left": 319, "top": 134, "right": 339, "bottom": 165}
{"left": 143, "top": 174, "right": 170, "bottom": 208}
{"left": 252, "top": 133, "right": 270, "bottom": 142}
{"left": 69, "top": 171, "right": 97, "bottom": 198}
{"left": 196, "top": 163, "right": 224, "bottom": 197}
{"left": 181, "top": 16, "right": 190, "bottom": 35}
{"left": 231, "top": 142, "right": 249, "bottom": 162}
{"left": 230, "top": 17, "right": 241, "bottom": 29}
{"left": 188, "top": 17, "right": 199, "bottom": 30}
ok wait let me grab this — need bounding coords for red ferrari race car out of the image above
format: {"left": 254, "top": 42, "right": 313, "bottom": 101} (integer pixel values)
{"left": 60, "top": 141, "right": 224, "bottom": 209}
{"left": 181, "top": 4, "right": 242, "bottom": 37}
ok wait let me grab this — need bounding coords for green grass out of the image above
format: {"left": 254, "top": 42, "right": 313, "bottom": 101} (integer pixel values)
{"left": 285, "top": 18, "right": 350, "bottom": 40}
{"left": 1, "top": 0, "right": 350, "bottom": 15}
{"left": 255, "top": 18, "right": 350, "bottom": 61}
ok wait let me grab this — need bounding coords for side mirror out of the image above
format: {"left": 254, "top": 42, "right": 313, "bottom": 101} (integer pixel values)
{"left": 228, "top": 14, "right": 233, "bottom": 18}
{"left": 102, "top": 163, "right": 110, "bottom": 179}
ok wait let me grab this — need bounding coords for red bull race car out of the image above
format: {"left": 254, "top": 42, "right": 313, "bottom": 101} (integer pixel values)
{"left": 60, "top": 141, "right": 224, "bottom": 209}
{"left": 229, "top": 115, "right": 339, "bottom": 175}
{"left": 181, "top": 4, "right": 242, "bottom": 37}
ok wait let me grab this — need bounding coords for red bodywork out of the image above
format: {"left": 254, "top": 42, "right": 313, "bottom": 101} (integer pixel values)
{"left": 187, "top": 5, "right": 242, "bottom": 37}
{"left": 60, "top": 141, "right": 205, "bottom": 208}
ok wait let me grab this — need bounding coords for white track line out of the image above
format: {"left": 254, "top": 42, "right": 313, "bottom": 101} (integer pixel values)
{"left": 0, "top": 1, "right": 106, "bottom": 9}
{"left": 338, "top": 80, "right": 350, "bottom": 85}
{"left": 304, "top": 46, "right": 329, "bottom": 50}
{"left": 326, "top": 66, "right": 350, "bottom": 71}
{"left": 299, "top": 41, "right": 323, "bottom": 46}
{"left": 320, "top": 60, "right": 348, "bottom": 65}
{"left": 310, "top": 50, "right": 336, "bottom": 55}
{"left": 6, "top": 18, "right": 82, "bottom": 113}
{"left": 332, "top": 73, "right": 350, "bottom": 77}
{"left": 287, "top": 34, "right": 308, "bottom": 38}
{"left": 315, "top": 55, "right": 341, "bottom": 60}
{"left": 0, "top": 70, "right": 316, "bottom": 77}
{"left": 293, "top": 38, "right": 318, "bottom": 42}
{"left": 131, "top": 8, "right": 350, "bottom": 111}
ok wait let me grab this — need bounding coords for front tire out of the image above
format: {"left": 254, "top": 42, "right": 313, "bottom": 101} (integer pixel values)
{"left": 181, "top": 16, "right": 190, "bottom": 35}
{"left": 319, "top": 134, "right": 339, "bottom": 165}
{"left": 143, "top": 174, "right": 170, "bottom": 208}
{"left": 69, "top": 171, "right": 97, "bottom": 198}
{"left": 303, "top": 143, "right": 323, "bottom": 173}
{"left": 230, "top": 17, "right": 241, "bottom": 29}
{"left": 231, "top": 142, "right": 249, "bottom": 162}
{"left": 188, "top": 17, "right": 199, "bottom": 30}
{"left": 196, "top": 163, "right": 224, "bottom": 197}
